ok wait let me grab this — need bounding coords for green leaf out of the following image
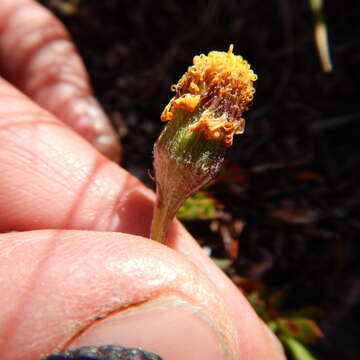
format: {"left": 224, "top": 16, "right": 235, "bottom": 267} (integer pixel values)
{"left": 285, "top": 306, "right": 325, "bottom": 320}
{"left": 267, "top": 320, "right": 278, "bottom": 332}
{"left": 246, "top": 292, "right": 271, "bottom": 322}
{"left": 177, "top": 192, "right": 220, "bottom": 221}
{"left": 268, "top": 289, "right": 286, "bottom": 310}
{"left": 277, "top": 318, "right": 323, "bottom": 344}
{"left": 280, "top": 335, "right": 318, "bottom": 360}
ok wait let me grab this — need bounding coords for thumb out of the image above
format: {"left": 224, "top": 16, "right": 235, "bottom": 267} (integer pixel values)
{"left": 0, "top": 230, "right": 240, "bottom": 360}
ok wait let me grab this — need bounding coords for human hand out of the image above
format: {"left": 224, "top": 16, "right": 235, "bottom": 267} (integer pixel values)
{"left": 0, "top": 1, "right": 285, "bottom": 359}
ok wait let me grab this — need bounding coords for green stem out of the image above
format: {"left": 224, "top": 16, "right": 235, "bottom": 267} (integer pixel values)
{"left": 150, "top": 200, "right": 170, "bottom": 243}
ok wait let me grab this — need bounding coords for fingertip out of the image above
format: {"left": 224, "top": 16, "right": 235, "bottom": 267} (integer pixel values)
{"left": 69, "top": 296, "right": 229, "bottom": 360}
{"left": 0, "top": 230, "right": 240, "bottom": 360}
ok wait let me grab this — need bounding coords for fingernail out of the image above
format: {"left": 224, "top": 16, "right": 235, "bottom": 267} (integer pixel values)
{"left": 71, "top": 96, "right": 122, "bottom": 162}
{"left": 262, "top": 322, "right": 286, "bottom": 360}
{"left": 68, "top": 296, "right": 228, "bottom": 360}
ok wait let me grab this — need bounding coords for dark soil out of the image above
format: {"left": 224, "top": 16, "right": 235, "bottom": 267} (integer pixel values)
{"left": 40, "top": 1, "right": 360, "bottom": 359}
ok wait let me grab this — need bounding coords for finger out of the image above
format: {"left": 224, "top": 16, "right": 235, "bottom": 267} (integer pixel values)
{"left": 0, "top": 230, "right": 239, "bottom": 360}
{"left": 0, "top": 78, "right": 284, "bottom": 359}
{"left": 0, "top": 0, "right": 121, "bottom": 161}
{"left": 0, "top": 76, "right": 132, "bottom": 233}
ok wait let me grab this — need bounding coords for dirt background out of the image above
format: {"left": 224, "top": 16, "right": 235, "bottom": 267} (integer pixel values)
{"left": 40, "top": 1, "right": 360, "bottom": 359}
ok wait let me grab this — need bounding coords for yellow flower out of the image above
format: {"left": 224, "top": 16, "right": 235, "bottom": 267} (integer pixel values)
{"left": 161, "top": 45, "right": 257, "bottom": 146}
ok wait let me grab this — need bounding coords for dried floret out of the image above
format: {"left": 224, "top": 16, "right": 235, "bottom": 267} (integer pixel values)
{"left": 161, "top": 45, "right": 256, "bottom": 146}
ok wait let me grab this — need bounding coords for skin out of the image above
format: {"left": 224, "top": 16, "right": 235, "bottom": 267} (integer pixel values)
{"left": 0, "top": 1, "right": 286, "bottom": 359}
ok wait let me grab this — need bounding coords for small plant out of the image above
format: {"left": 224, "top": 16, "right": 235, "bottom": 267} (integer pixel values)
{"left": 177, "top": 191, "right": 221, "bottom": 221}
{"left": 233, "top": 277, "right": 324, "bottom": 360}
{"left": 151, "top": 45, "right": 257, "bottom": 243}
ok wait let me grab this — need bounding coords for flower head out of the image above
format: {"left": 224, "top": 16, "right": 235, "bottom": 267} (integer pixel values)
{"left": 151, "top": 46, "right": 257, "bottom": 243}
{"left": 161, "top": 45, "right": 257, "bottom": 146}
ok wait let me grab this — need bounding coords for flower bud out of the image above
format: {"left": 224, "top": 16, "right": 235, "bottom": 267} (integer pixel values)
{"left": 151, "top": 45, "right": 257, "bottom": 243}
